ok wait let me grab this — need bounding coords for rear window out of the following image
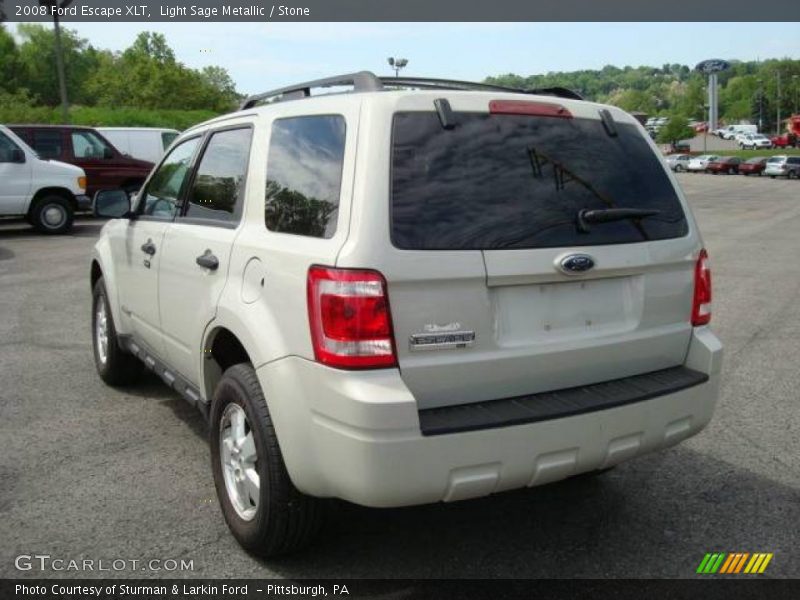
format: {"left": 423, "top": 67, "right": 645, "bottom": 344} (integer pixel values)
{"left": 31, "top": 130, "right": 63, "bottom": 160}
{"left": 391, "top": 112, "right": 688, "bottom": 250}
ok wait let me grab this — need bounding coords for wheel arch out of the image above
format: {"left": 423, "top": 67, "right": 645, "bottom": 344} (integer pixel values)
{"left": 201, "top": 325, "right": 256, "bottom": 403}
{"left": 28, "top": 187, "right": 78, "bottom": 215}
{"left": 90, "top": 237, "right": 126, "bottom": 339}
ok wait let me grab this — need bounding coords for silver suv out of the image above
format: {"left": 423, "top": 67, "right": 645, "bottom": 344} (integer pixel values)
{"left": 90, "top": 72, "right": 722, "bottom": 556}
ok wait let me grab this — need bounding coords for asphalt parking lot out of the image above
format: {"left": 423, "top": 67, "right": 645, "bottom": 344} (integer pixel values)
{"left": 1, "top": 173, "right": 799, "bottom": 579}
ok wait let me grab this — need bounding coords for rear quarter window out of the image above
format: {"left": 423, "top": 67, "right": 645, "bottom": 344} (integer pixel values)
{"left": 391, "top": 112, "right": 689, "bottom": 250}
{"left": 264, "top": 115, "right": 346, "bottom": 239}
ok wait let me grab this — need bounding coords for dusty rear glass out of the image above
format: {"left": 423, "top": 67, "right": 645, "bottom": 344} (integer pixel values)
{"left": 391, "top": 112, "right": 688, "bottom": 250}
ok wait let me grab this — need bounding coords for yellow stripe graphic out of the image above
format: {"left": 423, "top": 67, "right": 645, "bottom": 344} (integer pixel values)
{"left": 745, "top": 554, "right": 763, "bottom": 574}
{"left": 720, "top": 553, "right": 737, "bottom": 574}
{"left": 734, "top": 553, "right": 750, "bottom": 573}
{"left": 758, "top": 553, "right": 773, "bottom": 573}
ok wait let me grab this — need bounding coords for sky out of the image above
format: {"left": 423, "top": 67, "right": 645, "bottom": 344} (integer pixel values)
{"left": 10, "top": 22, "right": 800, "bottom": 95}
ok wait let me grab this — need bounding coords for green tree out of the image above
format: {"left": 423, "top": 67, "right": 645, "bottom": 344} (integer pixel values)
{"left": 0, "top": 25, "right": 19, "bottom": 92}
{"left": 87, "top": 31, "right": 239, "bottom": 112}
{"left": 15, "top": 23, "right": 100, "bottom": 106}
{"left": 657, "top": 116, "right": 694, "bottom": 144}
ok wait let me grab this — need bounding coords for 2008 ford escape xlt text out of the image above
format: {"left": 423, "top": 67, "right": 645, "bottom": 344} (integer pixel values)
{"left": 89, "top": 72, "right": 722, "bottom": 556}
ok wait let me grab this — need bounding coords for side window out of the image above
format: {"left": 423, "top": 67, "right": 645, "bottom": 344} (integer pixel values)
{"left": 138, "top": 137, "right": 200, "bottom": 220}
{"left": 264, "top": 115, "right": 345, "bottom": 239}
{"left": 31, "top": 130, "right": 63, "bottom": 159}
{"left": 0, "top": 132, "right": 20, "bottom": 162}
{"left": 71, "top": 131, "right": 112, "bottom": 159}
{"left": 184, "top": 128, "right": 252, "bottom": 223}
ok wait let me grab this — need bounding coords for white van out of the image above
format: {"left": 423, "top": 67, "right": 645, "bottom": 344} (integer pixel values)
{"left": 715, "top": 124, "right": 757, "bottom": 140}
{"left": 0, "top": 125, "right": 88, "bottom": 234}
{"left": 95, "top": 127, "right": 179, "bottom": 163}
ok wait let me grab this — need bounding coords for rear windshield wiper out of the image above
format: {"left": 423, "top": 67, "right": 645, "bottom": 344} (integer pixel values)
{"left": 577, "top": 208, "right": 660, "bottom": 233}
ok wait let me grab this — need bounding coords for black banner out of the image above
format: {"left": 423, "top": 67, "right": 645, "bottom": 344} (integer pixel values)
{"left": 4, "top": 579, "right": 800, "bottom": 600}
{"left": 2, "top": 0, "right": 800, "bottom": 22}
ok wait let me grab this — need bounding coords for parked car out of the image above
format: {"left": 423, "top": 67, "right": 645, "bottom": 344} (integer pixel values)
{"left": 9, "top": 125, "right": 154, "bottom": 198}
{"left": 666, "top": 153, "right": 692, "bottom": 172}
{"left": 764, "top": 155, "right": 800, "bottom": 179}
{"left": 693, "top": 122, "right": 709, "bottom": 133}
{"left": 737, "top": 133, "right": 772, "bottom": 150}
{"left": 90, "top": 71, "right": 721, "bottom": 556}
{"left": 96, "top": 127, "right": 180, "bottom": 164}
{"left": 687, "top": 154, "right": 719, "bottom": 172}
{"left": 705, "top": 156, "right": 742, "bottom": 174}
{"left": 0, "top": 125, "right": 88, "bottom": 233}
{"left": 738, "top": 157, "right": 768, "bottom": 176}
{"left": 715, "top": 124, "right": 756, "bottom": 140}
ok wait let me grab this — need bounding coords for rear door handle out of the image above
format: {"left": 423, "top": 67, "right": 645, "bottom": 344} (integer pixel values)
{"left": 196, "top": 250, "right": 219, "bottom": 271}
{"left": 140, "top": 240, "right": 156, "bottom": 256}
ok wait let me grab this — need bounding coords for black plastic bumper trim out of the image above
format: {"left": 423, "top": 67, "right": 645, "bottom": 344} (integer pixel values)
{"left": 418, "top": 366, "right": 709, "bottom": 436}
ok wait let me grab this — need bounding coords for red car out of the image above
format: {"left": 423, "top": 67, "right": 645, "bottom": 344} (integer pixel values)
{"left": 738, "top": 157, "right": 768, "bottom": 176}
{"left": 9, "top": 125, "right": 154, "bottom": 199}
{"left": 705, "top": 156, "right": 741, "bottom": 174}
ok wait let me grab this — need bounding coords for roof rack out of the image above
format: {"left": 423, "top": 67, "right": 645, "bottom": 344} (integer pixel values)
{"left": 239, "top": 71, "right": 582, "bottom": 110}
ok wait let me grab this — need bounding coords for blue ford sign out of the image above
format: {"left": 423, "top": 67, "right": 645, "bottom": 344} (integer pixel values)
{"left": 559, "top": 254, "right": 595, "bottom": 274}
{"left": 695, "top": 59, "right": 731, "bottom": 74}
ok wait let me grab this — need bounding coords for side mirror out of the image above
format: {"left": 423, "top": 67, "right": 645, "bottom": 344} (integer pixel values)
{"left": 10, "top": 148, "right": 25, "bottom": 163}
{"left": 94, "top": 189, "right": 132, "bottom": 219}
{"left": 103, "top": 147, "right": 114, "bottom": 159}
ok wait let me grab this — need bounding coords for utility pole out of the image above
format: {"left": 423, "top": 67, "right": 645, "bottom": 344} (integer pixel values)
{"left": 38, "top": 0, "right": 74, "bottom": 123}
{"left": 776, "top": 71, "right": 781, "bottom": 135}
{"left": 793, "top": 75, "right": 799, "bottom": 115}
{"left": 757, "top": 78, "right": 764, "bottom": 132}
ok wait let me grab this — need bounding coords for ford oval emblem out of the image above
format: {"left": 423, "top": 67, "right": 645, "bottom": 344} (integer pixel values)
{"left": 558, "top": 254, "right": 595, "bottom": 275}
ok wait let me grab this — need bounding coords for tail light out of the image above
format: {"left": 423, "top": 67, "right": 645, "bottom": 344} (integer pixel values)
{"left": 691, "top": 249, "right": 712, "bottom": 326}
{"left": 307, "top": 266, "right": 397, "bottom": 369}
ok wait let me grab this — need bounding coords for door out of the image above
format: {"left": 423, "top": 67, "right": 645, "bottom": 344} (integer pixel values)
{"left": 158, "top": 126, "right": 253, "bottom": 384}
{"left": 115, "top": 136, "right": 202, "bottom": 357}
{"left": 383, "top": 106, "right": 698, "bottom": 409}
{"left": 0, "top": 131, "right": 31, "bottom": 215}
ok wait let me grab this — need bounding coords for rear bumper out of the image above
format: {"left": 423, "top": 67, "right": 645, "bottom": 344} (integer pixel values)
{"left": 259, "top": 328, "right": 722, "bottom": 508}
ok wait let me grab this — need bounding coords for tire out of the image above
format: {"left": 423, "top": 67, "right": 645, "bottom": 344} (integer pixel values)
{"left": 789, "top": 171, "right": 798, "bottom": 180}
{"left": 728, "top": 167, "right": 736, "bottom": 175}
{"left": 770, "top": 176, "right": 776, "bottom": 179}
{"left": 676, "top": 165, "right": 685, "bottom": 173}
{"left": 30, "top": 194, "right": 74, "bottom": 234}
{"left": 210, "top": 363, "right": 324, "bottom": 557}
{"left": 92, "top": 278, "right": 143, "bottom": 386}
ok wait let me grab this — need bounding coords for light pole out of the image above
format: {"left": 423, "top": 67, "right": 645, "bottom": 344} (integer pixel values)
{"left": 387, "top": 57, "right": 408, "bottom": 78}
{"left": 793, "top": 75, "right": 799, "bottom": 115}
{"left": 757, "top": 78, "right": 764, "bottom": 132}
{"left": 776, "top": 71, "right": 781, "bottom": 135}
{"left": 703, "top": 104, "right": 709, "bottom": 153}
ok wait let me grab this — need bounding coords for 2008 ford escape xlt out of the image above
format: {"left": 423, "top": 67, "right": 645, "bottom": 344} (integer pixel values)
{"left": 90, "top": 72, "right": 722, "bottom": 556}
